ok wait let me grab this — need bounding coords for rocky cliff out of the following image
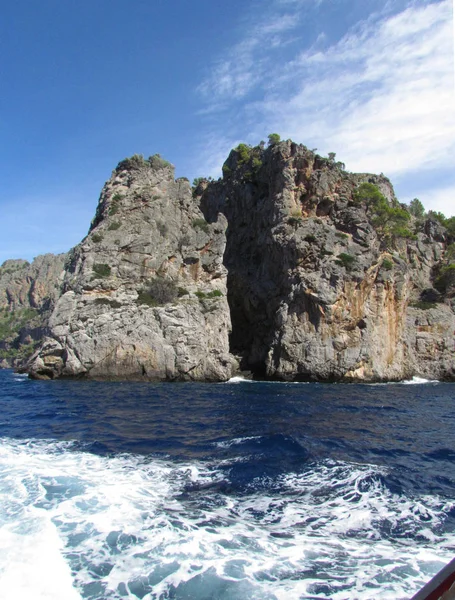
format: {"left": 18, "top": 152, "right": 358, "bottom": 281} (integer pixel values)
{"left": 0, "top": 254, "right": 66, "bottom": 367}
{"left": 26, "top": 154, "right": 234, "bottom": 381}
{"left": 199, "top": 140, "right": 455, "bottom": 381}
{"left": 17, "top": 140, "right": 455, "bottom": 382}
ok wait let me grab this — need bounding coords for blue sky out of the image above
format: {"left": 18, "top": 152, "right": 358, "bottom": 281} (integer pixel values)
{"left": 1, "top": 0, "right": 454, "bottom": 262}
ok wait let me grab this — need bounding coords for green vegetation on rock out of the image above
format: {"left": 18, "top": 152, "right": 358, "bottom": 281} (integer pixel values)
{"left": 446, "top": 244, "right": 455, "bottom": 262}
{"left": 428, "top": 212, "right": 455, "bottom": 237}
{"left": 116, "top": 154, "right": 147, "bottom": 171}
{"left": 228, "top": 143, "right": 264, "bottom": 180}
{"left": 0, "top": 307, "right": 37, "bottom": 341}
{"left": 381, "top": 258, "right": 394, "bottom": 270}
{"left": 236, "top": 143, "right": 252, "bottom": 165}
{"left": 195, "top": 289, "right": 223, "bottom": 300}
{"left": 252, "top": 156, "right": 262, "bottom": 171}
{"left": 116, "top": 153, "right": 172, "bottom": 172}
{"left": 136, "top": 277, "right": 178, "bottom": 307}
{"left": 192, "top": 218, "right": 209, "bottom": 234}
{"left": 409, "top": 198, "right": 425, "bottom": 219}
{"left": 267, "top": 133, "right": 281, "bottom": 145}
{"left": 409, "top": 301, "right": 438, "bottom": 310}
{"left": 335, "top": 252, "right": 356, "bottom": 271}
{"left": 109, "top": 193, "right": 123, "bottom": 216}
{"left": 435, "top": 264, "right": 455, "bottom": 294}
{"left": 0, "top": 342, "right": 37, "bottom": 362}
{"left": 92, "top": 263, "right": 111, "bottom": 278}
{"left": 0, "top": 262, "right": 30, "bottom": 278}
{"left": 354, "top": 183, "right": 413, "bottom": 247}
{"left": 192, "top": 177, "right": 206, "bottom": 191}
{"left": 222, "top": 164, "right": 232, "bottom": 178}
{"left": 148, "top": 154, "right": 172, "bottom": 170}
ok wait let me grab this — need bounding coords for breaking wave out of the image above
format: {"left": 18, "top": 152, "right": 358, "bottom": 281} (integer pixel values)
{"left": 402, "top": 377, "right": 440, "bottom": 385}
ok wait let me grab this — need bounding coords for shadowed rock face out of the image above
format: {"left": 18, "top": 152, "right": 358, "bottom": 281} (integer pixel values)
{"left": 27, "top": 156, "right": 234, "bottom": 381}
{"left": 200, "top": 141, "right": 455, "bottom": 382}
{"left": 0, "top": 254, "right": 66, "bottom": 367}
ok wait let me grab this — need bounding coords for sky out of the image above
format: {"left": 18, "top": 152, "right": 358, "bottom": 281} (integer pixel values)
{"left": 1, "top": 0, "right": 454, "bottom": 263}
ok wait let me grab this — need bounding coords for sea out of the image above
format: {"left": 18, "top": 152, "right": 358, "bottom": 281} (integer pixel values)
{"left": 1, "top": 369, "right": 455, "bottom": 600}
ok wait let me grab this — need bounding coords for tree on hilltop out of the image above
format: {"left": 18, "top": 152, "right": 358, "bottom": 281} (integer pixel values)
{"left": 267, "top": 133, "right": 281, "bottom": 146}
{"left": 409, "top": 198, "right": 425, "bottom": 219}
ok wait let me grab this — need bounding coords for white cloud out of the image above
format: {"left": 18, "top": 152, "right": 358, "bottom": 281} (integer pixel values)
{"left": 260, "top": 0, "right": 455, "bottom": 177}
{"left": 197, "top": 58, "right": 259, "bottom": 100}
{"left": 196, "top": 0, "right": 455, "bottom": 198}
{"left": 256, "top": 13, "right": 297, "bottom": 35}
{"left": 197, "top": 7, "right": 301, "bottom": 101}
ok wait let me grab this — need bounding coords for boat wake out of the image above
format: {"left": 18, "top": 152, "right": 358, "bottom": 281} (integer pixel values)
{"left": 1, "top": 438, "right": 454, "bottom": 599}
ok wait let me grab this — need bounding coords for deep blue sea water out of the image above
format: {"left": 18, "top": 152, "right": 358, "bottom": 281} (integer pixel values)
{"left": 1, "top": 369, "right": 455, "bottom": 599}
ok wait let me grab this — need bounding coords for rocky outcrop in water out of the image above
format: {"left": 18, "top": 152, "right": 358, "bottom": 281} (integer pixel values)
{"left": 18, "top": 140, "right": 455, "bottom": 382}
{"left": 200, "top": 140, "right": 455, "bottom": 381}
{"left": 27, "top": 155, "right": 234, "bottom": 381}
{"left": 0, "top": 254, "right": 66, "bottom": 367}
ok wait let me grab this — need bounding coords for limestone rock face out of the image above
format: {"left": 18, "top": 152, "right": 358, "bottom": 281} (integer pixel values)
{"left": 0, "top": 254, "right": 66, "bottom": 367}
{"left": 27, "top": 156, "right": 234, "bottom": 381}
{"left": 200, "top": 141, "right": 455, "bottom": 381}
{"left": 0, "top": 254, "right": 66, "bottom": 310}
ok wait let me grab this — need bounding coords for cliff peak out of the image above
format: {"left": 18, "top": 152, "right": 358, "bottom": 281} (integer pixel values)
{"left": 27, "top": 157, "right": 233, "bottom": 381}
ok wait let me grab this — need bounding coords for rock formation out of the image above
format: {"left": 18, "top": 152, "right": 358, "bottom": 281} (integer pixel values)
{"left": 199, "top": 140, "right": 455, "bottom": 381}
{"left": 26, "top": 155, "right": 234, "bottom": 381}
{"left": 0, "top": 254, "right": 66, "bottom": 367}
{"left": 7, "top": 139, "right": 454, "bottom": 382}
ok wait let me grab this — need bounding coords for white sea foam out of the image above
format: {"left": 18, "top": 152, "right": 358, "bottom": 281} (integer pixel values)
{"left": 214, "top": 435, "right": 262, "bottom": 448}
{"left": 225, "top": 376, "right": 254, "bottom": 383}
{"left": 12, "top": 373, "right": 28, "bottom": 381}
{"left": 402, "top": 376, "right": 440, "bottom": 385}
{"left": 370, "top": 376, "right": 440, "bottom": 386}
{"left": 1, "top": 439, "right": 454, "bottom": 599}
{"left": 226, "top": 377, "right": 312, "bottom": 385}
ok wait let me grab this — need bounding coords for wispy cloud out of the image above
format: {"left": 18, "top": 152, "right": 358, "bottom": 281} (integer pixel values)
{"left": 197, "top": 9, "right": 302, "bottom": 101}
{"left": 196, "top": 0, "right": 455, "bottom": 214}
{"left": 276, "top": 0, "right": 324, "bottom": 6}
{"left": 259, "top": 1, "right": 454, "bottom": 174}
